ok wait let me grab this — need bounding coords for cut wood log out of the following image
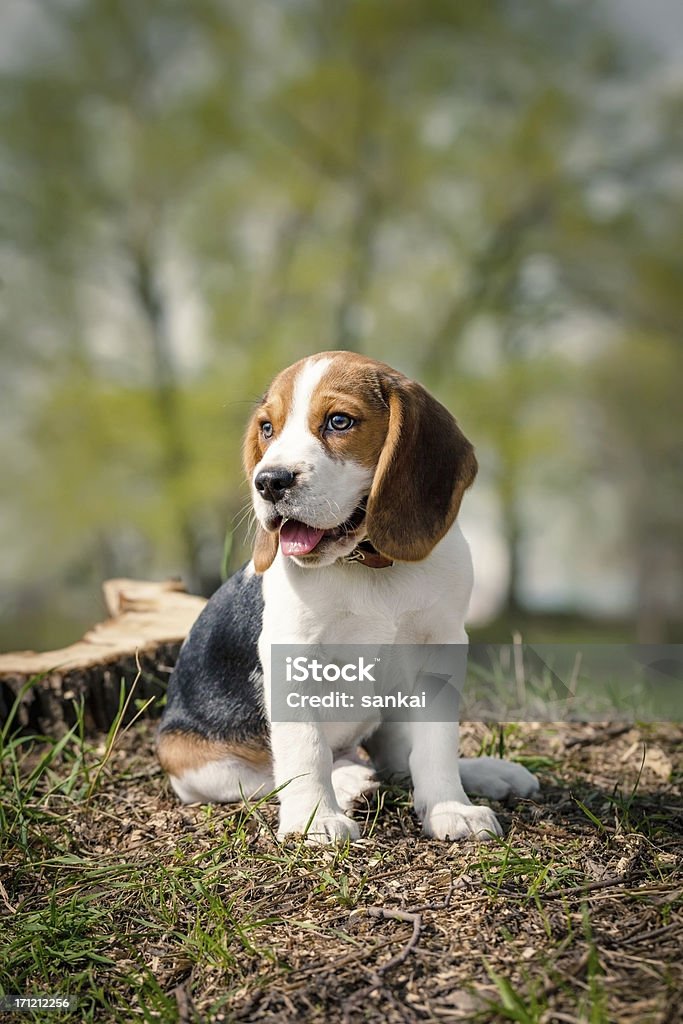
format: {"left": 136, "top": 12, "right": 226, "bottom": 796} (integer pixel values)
{"left": 0, "top": 579, "right": 206, "bottom": 736}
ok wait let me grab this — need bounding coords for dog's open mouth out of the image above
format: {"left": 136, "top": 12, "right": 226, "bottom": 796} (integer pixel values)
{"left": 276, "top": 500, "right": 367, "bottom": 558}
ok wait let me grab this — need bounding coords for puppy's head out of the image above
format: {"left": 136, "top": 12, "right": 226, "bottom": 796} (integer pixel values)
{"left": 243, "top": 352, "right": 477, "bottom": 572}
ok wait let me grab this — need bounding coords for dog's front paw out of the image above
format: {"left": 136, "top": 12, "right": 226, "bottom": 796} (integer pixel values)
{"left": 278, "top": 810, "right": 360, "bottom": 844}
{"left": 419, "top": 801, "right": 502, "bottom": 841}
{"left": 459, "top": 757, "right": 540, "bottom": 801}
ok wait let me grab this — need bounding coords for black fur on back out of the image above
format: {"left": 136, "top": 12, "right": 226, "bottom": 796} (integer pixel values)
{"left": 158, "top": 565, "right": 268, "bottom": 744}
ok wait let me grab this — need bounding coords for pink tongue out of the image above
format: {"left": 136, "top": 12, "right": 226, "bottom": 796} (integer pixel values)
{"left": 279, "top": 520, "right": 326, "bottom": 556}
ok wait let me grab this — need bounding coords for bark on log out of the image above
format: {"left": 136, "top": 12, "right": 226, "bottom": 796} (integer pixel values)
{"left": 0, "top": 579, "right": 206, "bottom": 736}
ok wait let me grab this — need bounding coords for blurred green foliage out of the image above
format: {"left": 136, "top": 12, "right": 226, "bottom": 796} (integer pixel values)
{"left": 0, "top": 0, "right": 681, "bottom": 649}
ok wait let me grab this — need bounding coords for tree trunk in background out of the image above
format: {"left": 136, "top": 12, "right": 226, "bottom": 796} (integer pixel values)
{"left": 499, "top": 473, "right": 525, "bottom": 620}
{"left": 634, "top": 531, "right": 670, "bottom": 644}
{"left": 131, "top": 243, "right": 204, "bottom": 589}
{"left": 333, "top": 70, "right": 381, "bottom": 354}
{"left": 0, "top": 579, "right": 205, "bottom": 736}
{"left": 334, "top": 185, "right": 380, "bottom": 351}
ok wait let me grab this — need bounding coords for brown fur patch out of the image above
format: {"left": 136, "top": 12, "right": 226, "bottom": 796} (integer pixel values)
{"left": 242, "top": 362, "right": 300, "bottom": 478}
{"left": 242, "top": 359, "right": 308, "bottom": 572}
{"left": 366, "top": 376, "right": 477, "bottom": 561}
{"left": 242, "top": 355, "right": 332, "bottom": 477}
{"left": 309, "top": 354, "right": 391, "bottom": 467}
{"left": 157, "top": 730, "right": 271, "bottom": 777}
{"left": 250, "top": 529, "right": 279, "bottom": 574}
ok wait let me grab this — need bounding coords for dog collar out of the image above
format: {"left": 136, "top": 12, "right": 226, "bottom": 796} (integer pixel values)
{"left": 343, "top": 541, "right": 394, "bottom": 569}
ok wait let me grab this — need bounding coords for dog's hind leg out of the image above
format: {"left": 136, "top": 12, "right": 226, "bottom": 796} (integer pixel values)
{"left": 457, "top": 757, "right": 540, "bottom": 801}
{"left": 330, "top": 751, "right": 379, "bottom": 812}
{"left": 157, "top": 730, "right": 274, "bottom": 804}
{"left": 363, "top": 722, "right": 412, "bottom": 783}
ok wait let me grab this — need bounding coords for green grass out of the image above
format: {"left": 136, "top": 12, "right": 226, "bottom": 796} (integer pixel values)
{"left": 1, "top": 683, "right": 681, "bottom": 1022}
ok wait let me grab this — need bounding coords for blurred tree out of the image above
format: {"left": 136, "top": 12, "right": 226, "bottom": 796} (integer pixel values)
{"left": 1, "top": 0, "right": 250, "bottom": 594}
{"left": 588, "top": 335, "right": 682, "bottom": 641}
{"left": 548, "top": 49, "right": 683, "bottom": 640}
{"left": 0, "top": 0, "right": 681, "bottom": 647}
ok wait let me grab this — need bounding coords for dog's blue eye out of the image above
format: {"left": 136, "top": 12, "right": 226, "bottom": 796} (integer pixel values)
{"left": 327, "top": 413, "right": 354, "bottom": 432}
{"left": 261, "top": 421, "right": 273, "bottom": 439}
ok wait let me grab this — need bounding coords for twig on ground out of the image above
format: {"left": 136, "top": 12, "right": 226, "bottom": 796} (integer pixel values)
{"left": 367, "top": 906, "right": 423, "bottom": 975}
{"left": 565, "top": 725, "right": 632, "bottom": 748}
{"left": 536, "top": 873, "right": 638, "bottom": 900}
{"left": 0, "top": 876, "right": 16, "bottom": 914}
{"left": 620, "top": 922, "right": 682, "bottom": 946}
{"left": 174, "top": 983, "right": 198, "bottom": 1024}
{"left": 341, "top": 880, "right": 457, "bottom": 1022}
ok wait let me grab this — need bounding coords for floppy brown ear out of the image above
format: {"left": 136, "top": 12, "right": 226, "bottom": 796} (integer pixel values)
{"left": 251, "top": 527, "right": 278, "bottom": 574}
{"left": 242, "top": 408, "right": 279, "bottom": 574}
{"left": 365, "top": 379, "right": 477, "bottom": 562}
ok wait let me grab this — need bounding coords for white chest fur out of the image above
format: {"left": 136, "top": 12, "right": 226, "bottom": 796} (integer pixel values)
{"left": 259, "top": 521, "right": 473, "bottom": 647}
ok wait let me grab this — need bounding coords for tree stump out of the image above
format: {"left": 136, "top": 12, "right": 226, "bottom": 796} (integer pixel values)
{"left": 0, "top": 579, "right": 206, "bottom": 736}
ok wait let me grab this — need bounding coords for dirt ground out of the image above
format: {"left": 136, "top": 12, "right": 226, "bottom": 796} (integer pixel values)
{"left": 2, "top": 719, "right": 682, "bottom": 1023}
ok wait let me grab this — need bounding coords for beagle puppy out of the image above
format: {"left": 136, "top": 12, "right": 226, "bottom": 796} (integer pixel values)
{"left": 157, "top": 352, "right": 539, "bottom": 842}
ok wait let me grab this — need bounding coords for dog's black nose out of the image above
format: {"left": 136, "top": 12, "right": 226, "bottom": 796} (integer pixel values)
{"left": 255, "top": 467, "right": 296, "bottom": 503}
